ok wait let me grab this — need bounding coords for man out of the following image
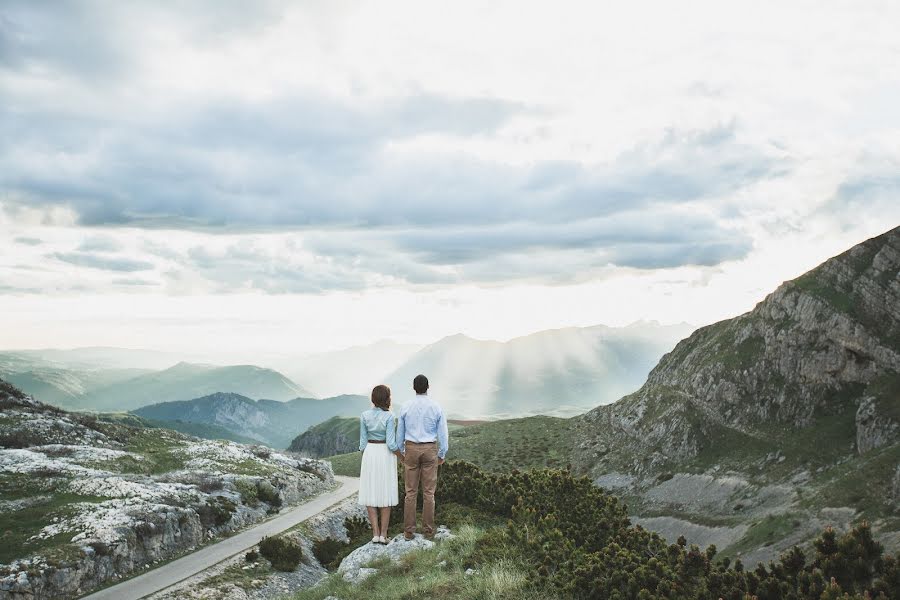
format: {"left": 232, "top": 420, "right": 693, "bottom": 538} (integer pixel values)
{"left": 396, "top": 374, "right": 449, "bottom": 540}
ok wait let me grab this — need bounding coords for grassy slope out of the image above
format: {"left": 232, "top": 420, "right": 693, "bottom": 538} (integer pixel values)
{"left": 100, "top": 412, "right": 262, "bottom": 445}
{"left": 326, "top": 415, "right": 573, "bottom": 477}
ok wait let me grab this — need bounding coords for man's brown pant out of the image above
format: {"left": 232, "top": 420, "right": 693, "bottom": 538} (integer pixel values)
{"left": 403, "top": 441, "right": 438, "bottom": 538}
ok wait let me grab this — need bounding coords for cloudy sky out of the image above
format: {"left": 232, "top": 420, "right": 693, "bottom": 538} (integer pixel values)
{"left": 1, "top": 0, "right": 899, "bottom": 358}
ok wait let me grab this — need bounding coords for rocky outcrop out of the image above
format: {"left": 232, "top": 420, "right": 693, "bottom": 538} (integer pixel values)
{"left": 574, "top": 226, "right": 900, "bottom": 475}
{"left": 337, "top": 529, "right": 453, "bottom": 585}
{"left": 856, "top": 397, "right": 899, "bottom": 454}
{"left": 0, "top": 386, "right": 335, "bottom": 600}
{"left": 287, "top": 417, "right": 358, "bottom": 458}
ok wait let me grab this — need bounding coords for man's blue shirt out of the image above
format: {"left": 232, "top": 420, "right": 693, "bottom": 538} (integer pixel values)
{"left": 396, "top": 393, "right": 449, "bottom": 459}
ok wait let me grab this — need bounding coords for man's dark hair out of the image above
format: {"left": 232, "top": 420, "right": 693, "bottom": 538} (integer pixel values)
{"left": 413, "top": 374, "right": 429, "bottom": 394}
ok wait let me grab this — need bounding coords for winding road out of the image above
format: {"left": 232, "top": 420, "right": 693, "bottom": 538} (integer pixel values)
{"left": 82, "top": 475, "right": 359, "bottom": 600}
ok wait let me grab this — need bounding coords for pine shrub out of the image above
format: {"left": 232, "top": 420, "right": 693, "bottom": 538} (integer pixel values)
{"left": 433, "top": 460, "right": 898, "bottom": 600}
{"left": 259, "top": 535, "right": 302, "bottom": 571}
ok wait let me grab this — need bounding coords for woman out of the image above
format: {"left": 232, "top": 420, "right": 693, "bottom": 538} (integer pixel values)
{"left": 358, "top": 384, "right": 400, "bottom": 544}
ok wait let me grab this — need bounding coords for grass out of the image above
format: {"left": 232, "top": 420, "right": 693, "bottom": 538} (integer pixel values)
{"left": 449, "top": 416, "right": 573, "bottom": 472}
{"left": 722, "top": 513, "right": 802, "bottom": 558}
{"left": 804, "top": 443, "right": 900, "bottom": 520}
{"left": 792, "top": 272, "right": 855, "bottom": 315}
{"left": 327, "top": 451, "right": 362, "bottom": 477}
{"left": 124, "top": 428, "right": 188, "bottom": 474}
{"left": 326, "top": 415, "right": 574, "bottom": 477}
{"left": 199, "top": 559, "right": 273, "bottom": 592}
{"left": 291, "top": 525, "right": 558, "bottom": 600}
{"left": 101, "top": 412, "right": 262, "bottom": 445}
{"left": 0, "top": 491, "right": 108, "bottom": 564}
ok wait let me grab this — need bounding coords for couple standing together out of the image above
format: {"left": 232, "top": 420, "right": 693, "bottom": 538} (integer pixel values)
{"left": 357, "top": 374, "right": 449, "bottom": 544}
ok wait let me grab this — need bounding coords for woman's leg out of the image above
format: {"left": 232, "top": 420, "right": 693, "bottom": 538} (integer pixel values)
{"left": 379, "top": 506, "right": 391, "bottom": 539}
{"left": 366, "top": 506, "right": 380, "bottom": 538}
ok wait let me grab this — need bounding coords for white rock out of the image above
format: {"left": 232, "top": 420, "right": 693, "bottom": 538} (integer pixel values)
{"left": 337, "top": 534, "right": 435, "bottom": 584}
{"left": 342, "top": 567, "right": 378, "bottom": 584}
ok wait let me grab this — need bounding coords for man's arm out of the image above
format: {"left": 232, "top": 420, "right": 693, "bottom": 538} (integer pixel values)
{"left": 396, "top": 408, "right": 406, "bottom": 455}
{"left": 436, "top": 408, "right": 449, "bottom": 461}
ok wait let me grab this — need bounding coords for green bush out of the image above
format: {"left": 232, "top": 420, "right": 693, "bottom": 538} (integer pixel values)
{"left": 312, "top": 516, "right": 374, "bottom": 571}
{"left": 197, "top": 497, "right": 235, "bottom": 528}
{"left": 234, "top": 480, "right": 259, "bottom": 506}
{"left": 433, "top": 460, "right": 898, "bottom": 600}
{"left": 257, "top": 480, "right": 282, "bottom": 507}
{"left": 312, "top": 537, "right": 347, "bottom": 571}
{"left": 259, "top": 535, "right": 302, "bottom": 571}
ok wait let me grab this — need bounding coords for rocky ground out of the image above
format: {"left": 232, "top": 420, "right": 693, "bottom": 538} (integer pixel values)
{"left": 0, "top": 386, "right": 334, "bottom": 600}
{"left": 149, "top": 495, "right": 455, "bottom": 600}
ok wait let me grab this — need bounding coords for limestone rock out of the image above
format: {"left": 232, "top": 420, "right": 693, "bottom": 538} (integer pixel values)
{"left": 337, "top": 533, "right": 437, "bottom": 584}
{"left": 856, "top": 396, "right": 899, "bottom": 454}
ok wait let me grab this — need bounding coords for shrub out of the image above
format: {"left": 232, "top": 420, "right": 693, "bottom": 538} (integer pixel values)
{"left": 250, "top": 445, "right": 271, "bottom": 459}
{"left": 0, "top": 429, "right": 45, "bottom": 449}
{"left": 312, "top": 537, "right": 347, "bottom": 570}
{"left": 0, "top": 379, "right": 26, "bottom": 400}
{"left": 257, "top": 480, "right": 281, "bottom": 507}
{"left": 430, "top": 461, "right": 898, "bottom": 600}
{"left": 344, "top": 516, "right": 370, "bottom": 539}
{"left": 245, "top": 549, "right": 259, "bottom": 562}
{"left": 312, "top": 516, "right": 375, "bottom": 571}
{"left": 259, "top": 535, "right": 302, "bottom": 571}
{"left": 197, "top": 476, "right": 223, "bottom": 493}
{"left": 234, "top": 480, "right": 259, "bottom": 507}
{"left": 89, "top": 541, "right": 110, "bottom": 556}
{"left": 197, "top": 497, "right": 236, "bottom": 528}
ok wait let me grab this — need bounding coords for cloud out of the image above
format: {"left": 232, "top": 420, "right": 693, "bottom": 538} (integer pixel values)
{"left": 13, "top": 236, "right": 41, "bottom": 245}
{"left": 3, "top": 0, "right": 885, "bottom": 301}
{"left": 50, "top": 251, "right": 154, "bottom": 272}
{"left": 77, "top": 235, "right": 122, "bottom": 252}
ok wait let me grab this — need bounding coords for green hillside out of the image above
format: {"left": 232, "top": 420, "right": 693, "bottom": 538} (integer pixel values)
{"left": 98, "top": 413, "right": 262, "bottom": 445}
{"left": 326, "top": 415, "right": 573, "bottom": 477}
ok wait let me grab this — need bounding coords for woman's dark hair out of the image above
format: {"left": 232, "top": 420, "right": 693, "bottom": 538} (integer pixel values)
{"left": 371, "top": 384, "right": 391, "bottom": 411}
{"left": 413, "top": 374, "right": 429, "bottom": 394}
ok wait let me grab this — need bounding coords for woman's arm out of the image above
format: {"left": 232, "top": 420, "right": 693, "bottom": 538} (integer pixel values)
{"left": 359, "top": 414, "right": 368, "bottom": 452}
{"left": 386, "top": 413, "right": 399, "bottom": 452}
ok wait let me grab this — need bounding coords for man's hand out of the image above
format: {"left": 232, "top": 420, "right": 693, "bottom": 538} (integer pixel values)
{"left": 394, "top": 450, "right": 403, "bottom": 459}
{"left": 438, "top": 457, "right": 445, "bottom": 465}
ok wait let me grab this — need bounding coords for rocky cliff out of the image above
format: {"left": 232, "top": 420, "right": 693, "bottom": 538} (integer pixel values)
{"left": 571, "top": 225, "right": 900, "bottom": 562}
{"left": 575, "top": 225, "right": 900, "bottom": 473}
{"left": 0, "top": 382, "right": 335, "bottom": 600}
{"left": 287, "top": 417, "right": 359, "bottom": 458}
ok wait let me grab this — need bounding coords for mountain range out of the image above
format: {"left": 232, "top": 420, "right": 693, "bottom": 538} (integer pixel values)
{"left": 384, "top": 321, "right": 695, "bottom": 418}
{"left": 0, "top": 359, "right": 316, "bottom": 412}
{"left": 132, "top": 392, "right": 367, "bottom": 448}
{"left": 1, "top": 323, "right": 691, "bottom": 420}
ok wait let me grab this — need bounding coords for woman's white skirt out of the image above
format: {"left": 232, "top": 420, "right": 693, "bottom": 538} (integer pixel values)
{"left": 358, "top": 443, "right": 399, "bottom": 507}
